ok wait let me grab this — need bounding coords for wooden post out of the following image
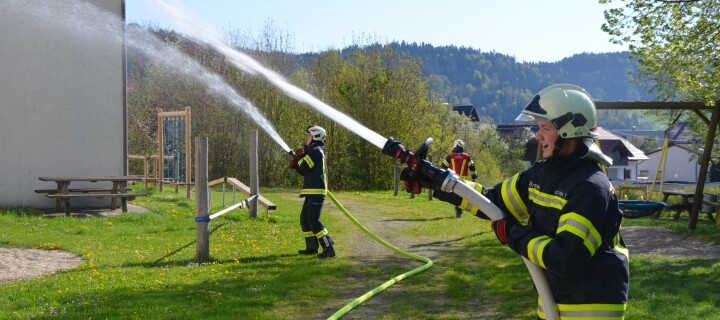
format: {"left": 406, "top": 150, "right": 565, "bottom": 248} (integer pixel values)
{"left": 248, "top": 130, "right": 259, "bottom": 218}
{"left": 195, "top": 137, "right": 210, "bottom": 262}
{"left": 688, "top": 105, "right": 720, "bottom": 231}
{"left": 393, "top": 163, "right": 399, "bottom": 196}
{"left": 185, "top": 106, "right": 192, "bottom": 186}
{"left": 143, "top": 155, "right": 149, "bottom": 193}
{"left": 222, "top": 182, "right": 226, "bottom": 207}
{"left": 158, "top": 109, "right": 164, "bottom": 192}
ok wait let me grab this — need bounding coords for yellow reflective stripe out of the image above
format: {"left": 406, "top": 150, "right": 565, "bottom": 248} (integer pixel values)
{"left": 528, "top": 235, "right": 552, "bottom": 268}
{"left": 321, "top": 154, "right": 328, "bottom": 189}
{"left": 614, "top": 232, "right": 629, "bottom": 261}
{"left": 298, "top": 154, "right": 315, "bottom": 169}
{"left": 457, "top": 181, "right": 483, "bottom": 213}
{"left": 557, "top": 212, "right": 601, "bottom": 256}
{"left": 442, "top": 159, "right": 450, "bottom": 167}
{"left": 501, "top": 173, "right": 529, "bottom": 223}
{"left": 528, "top": 188, "right": 567, "bottom": 210}
{"left": 537, "top": 296, "right": 547, "bottom": 319}
{"left": 556, "top": 303, "right": 626, "bottom": 319}
{"left": 315, "top": 228, "right": 329, "bottom": 239}
{"left": 303, "top": 231, "right": 314, "bottom": 237}
{"left": 460, "top": 159, "right": 467, "bottom": 176}
{"left": 301, "top": 188, "right": 327, "bottom": 195}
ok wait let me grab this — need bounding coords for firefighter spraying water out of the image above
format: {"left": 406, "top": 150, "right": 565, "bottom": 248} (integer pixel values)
{"left": 383, "top": 84, "right": 630, "bottom": 320}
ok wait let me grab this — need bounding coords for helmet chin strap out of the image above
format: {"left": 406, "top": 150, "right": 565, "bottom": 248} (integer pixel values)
{"left": 550, "top": 138, "right": 565, "bottom": 159}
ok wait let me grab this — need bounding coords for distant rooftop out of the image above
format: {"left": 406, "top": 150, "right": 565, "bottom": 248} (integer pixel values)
{"left": 452, "top": 105, "right": 479, "bottom": 122}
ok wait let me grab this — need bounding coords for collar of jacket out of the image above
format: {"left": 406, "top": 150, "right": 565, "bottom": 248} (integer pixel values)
{"left": 306, "top": 141, "right": 324, "bottom": 149}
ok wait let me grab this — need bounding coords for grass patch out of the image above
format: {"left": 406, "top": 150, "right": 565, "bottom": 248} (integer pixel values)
{"left": 0, "top": 187, "right": 719, "bottom": 319}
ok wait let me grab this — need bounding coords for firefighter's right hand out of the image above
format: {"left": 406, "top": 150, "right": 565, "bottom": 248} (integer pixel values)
{"left": 288, "top": 158, "right": 298, "bottom": 169}
{"left": 401, "top": 166, "right": 435, "bottom": 194}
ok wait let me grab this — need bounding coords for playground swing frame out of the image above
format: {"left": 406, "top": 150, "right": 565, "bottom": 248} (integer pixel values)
{"left": 594, "top": 100, "right": 720, "bottom": 231}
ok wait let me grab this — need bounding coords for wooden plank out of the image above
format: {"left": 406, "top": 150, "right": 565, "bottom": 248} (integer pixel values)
{"left": 47, "top": 193, "right": 146, "bottom": 198}
{"left": 39, "top": 176, "right": 141, "bottom": 182}
{"left": 207, "top": 177, "right": 226, "bottom": 187}
{"left": 594, "top": 101, "right": 711, "bottom": 110}
{"left": 159, "top": 110, "right": 187, "bottom": 117}
{"left": 226, "top": 177, "right": 276, "bottom": 210}
{"left": 36, "top": 188, "right": 130, "bottom": 194}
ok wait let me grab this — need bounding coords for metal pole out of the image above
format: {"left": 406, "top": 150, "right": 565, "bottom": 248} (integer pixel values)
{"left": 195, "top": 137, "right": 209, "bottom": 261}
{"left": 249, "top": 130, "right": 259, "bottom": 218}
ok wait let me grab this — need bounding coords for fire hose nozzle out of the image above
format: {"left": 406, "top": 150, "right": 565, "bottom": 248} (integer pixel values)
{"left": 382, "top": 137, "right": 414, "bottom": 164}
{"left": 288, "top": 150, "right": 297, "bottom": 157}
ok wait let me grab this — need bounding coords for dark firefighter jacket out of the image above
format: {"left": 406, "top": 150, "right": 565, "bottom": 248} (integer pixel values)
{"left": 432, "top": 146, "right": 629, "bottom": 319}
{"left": 293, "top": 141, "right": 327, "bottom": 197}
{"left": 485, "top": 149, "right": 629, "bottom": 319}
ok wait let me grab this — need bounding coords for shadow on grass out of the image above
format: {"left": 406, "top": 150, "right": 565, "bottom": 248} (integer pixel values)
{"left": 379, "top": 216, "right": 456, "bottom": 222}
{"left": 148, "top": 222, "right": 229, "bottom": 265}
{"left": 410, "top": 232, "right": 485, "bottom": 249}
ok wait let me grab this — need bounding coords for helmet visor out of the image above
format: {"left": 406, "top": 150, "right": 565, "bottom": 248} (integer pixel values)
{"left": 523, "top": 95, "right": 547, "bottom": 116}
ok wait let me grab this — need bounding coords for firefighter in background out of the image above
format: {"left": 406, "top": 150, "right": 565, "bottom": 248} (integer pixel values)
{"left": 288, "top": 125, "right": 335, "bottom": 258}
{"left": 441, "top": 139, "right": 478, "bottom": 217}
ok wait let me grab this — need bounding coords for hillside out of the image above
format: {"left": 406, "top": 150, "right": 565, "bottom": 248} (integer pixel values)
{"left": 298, "top": 42, "right": 654, "bottom": 129}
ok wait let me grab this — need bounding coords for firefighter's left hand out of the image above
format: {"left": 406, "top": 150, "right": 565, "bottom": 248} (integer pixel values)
{"left": 491, "top": 218, "right": 516, "bottom": 245}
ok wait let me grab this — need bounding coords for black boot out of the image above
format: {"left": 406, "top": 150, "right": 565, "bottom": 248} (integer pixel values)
{"left": 298, "top": 237, "right": 319, "bottom": 255}
{"left": 455, "top": 207, "right": 462, "bottom": 218}
{"left": 317, "top": 235, "right": 336, "bottom": 259}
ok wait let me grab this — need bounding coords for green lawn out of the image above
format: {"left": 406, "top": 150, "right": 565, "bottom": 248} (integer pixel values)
{"left": 0, "top": 187, "right": 719, "bottom": 319}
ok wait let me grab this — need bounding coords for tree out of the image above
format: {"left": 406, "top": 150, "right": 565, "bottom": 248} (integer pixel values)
{"left": 601, "top": 0, "right": 720, "bottom": 162}
{"left": 601, "top": 0, "right": 720, "bottom": 102}
{"left": 601, "top": 0, "right": 720, "bottom": 230}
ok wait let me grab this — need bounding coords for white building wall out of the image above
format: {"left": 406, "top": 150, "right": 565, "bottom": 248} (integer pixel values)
{"left": 0, "top": 1, "right": 126, "bottom": 208}
{"left": 637, "top": 145, "right": 702, "bottom": 182}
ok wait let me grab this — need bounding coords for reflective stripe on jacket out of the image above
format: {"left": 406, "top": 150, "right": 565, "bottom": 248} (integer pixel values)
{"left": 295, "top": 142, "right": 327, "bottom": 196}
{"left": 442, "top": 151, "right": 476, "bottom": 178}
{"left": 483, "top": 154, "right": 629, "bottom": 318}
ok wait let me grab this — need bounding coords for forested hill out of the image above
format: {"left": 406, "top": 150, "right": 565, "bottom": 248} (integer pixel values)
{"left": 323, "top": 42, "right": 654, "bottom": 128}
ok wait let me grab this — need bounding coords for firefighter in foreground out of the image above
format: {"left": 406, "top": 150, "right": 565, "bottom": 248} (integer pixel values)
{"left": 440, "top": 139, "right": 477, "bottom": 217}
{"left": 394, "top": 84, "right": 629, "bottom": 319}
{"left": 289, "top": 125, "right": 335, "bottom": 258}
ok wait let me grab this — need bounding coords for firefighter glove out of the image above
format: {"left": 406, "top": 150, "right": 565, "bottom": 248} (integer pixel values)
{"left": 400, "top": 166, "right": 422, "bottom": 194}
{"left": 491, "top": 218, "right": 516, "bottom": 245}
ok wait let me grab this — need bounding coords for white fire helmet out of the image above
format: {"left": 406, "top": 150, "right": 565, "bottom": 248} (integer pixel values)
{"left": 522, "top": 84, "right": 598, "bottom": 139}
{"left": 305, "top": 125, "right": 327, "bottom": 142}
{"left": 453, "top": 139, "right": 465, "bottom": 149}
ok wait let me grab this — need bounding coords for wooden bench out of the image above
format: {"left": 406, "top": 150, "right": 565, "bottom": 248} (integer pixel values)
{"left": 35, "top": 188, "right": 131, "bottom": 194}
{"left": 47, "top": 193, "right": 146, "bottom": 216}
{"left": 38, "top": 176, "right": 146, "bottom": 216}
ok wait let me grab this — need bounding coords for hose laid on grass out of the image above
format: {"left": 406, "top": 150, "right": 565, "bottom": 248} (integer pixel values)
{"left": 326, "top": 191, "right": 433, "bottom": 320}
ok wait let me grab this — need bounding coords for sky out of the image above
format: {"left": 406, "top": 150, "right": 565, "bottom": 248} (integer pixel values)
{"left": 125, "top": 0, "right": 628, "bottom": 63}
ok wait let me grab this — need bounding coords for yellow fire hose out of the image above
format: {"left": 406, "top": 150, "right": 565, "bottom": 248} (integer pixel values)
{"left": 326, "top": 191, "right": 433, "bottom": 320}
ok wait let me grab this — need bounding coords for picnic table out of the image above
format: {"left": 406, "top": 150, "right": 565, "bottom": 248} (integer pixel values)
{"left": 659, "top": 190, "right": 695, "bottom": 220}
{"left": 37, "top": 176, "right": 146, "bottom": 216}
